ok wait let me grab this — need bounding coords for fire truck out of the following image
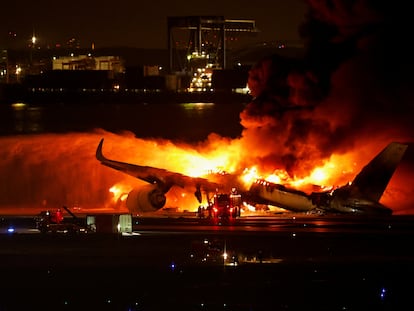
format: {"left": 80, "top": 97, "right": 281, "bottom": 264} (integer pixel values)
{"left": 198, "top": 189, "right": 242, "bottom": 220}
{"left": 35, "top": 205, "right": 89, "bottom": 234}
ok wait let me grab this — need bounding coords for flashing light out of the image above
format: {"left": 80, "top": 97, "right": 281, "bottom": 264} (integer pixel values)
{"left": 380, "top": 287, "right": 387, "bottom": 300}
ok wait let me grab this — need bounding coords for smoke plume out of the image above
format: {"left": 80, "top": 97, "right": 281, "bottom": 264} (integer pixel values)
{"left": 240, "top": 0, "right": 414, "bottom": 177}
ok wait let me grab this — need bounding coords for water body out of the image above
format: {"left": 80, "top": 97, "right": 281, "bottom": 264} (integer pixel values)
{"left": 0, "top": 96, "right": 248, "bottom": 143}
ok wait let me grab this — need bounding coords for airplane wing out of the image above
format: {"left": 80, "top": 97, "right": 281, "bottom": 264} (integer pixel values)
{"left": 96, "top": 138, "right": 220, "bottom": 201}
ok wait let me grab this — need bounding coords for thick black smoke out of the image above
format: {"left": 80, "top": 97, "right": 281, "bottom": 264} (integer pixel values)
{"left": 240, "top": 0, "right": 414, "bottom": 177}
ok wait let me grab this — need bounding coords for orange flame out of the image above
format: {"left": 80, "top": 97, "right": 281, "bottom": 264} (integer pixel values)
{"left": 0, "top": 130, "right": 412, "bottom": 215}
{"left": 109, "top": 183, "right": 132, "bottom": 203}
{"left": 102, "top": 135, "right": 412, "bottom": 213}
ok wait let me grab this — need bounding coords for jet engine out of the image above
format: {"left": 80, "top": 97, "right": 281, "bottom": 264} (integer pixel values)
{"left": 126, "top": 184, "right": 167, "bottom": 213}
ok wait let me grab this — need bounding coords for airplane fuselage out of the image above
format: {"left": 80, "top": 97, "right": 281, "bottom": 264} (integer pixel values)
{"left": 249, "top": 181, "right": 318, "bottom": 213}
{"left": 249, "top": 180, "right": 393, "bottom": 215}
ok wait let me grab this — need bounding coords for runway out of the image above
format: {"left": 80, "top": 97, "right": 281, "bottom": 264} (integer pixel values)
{"left": 0, "top": 214, "right": 414, "bottom": 310}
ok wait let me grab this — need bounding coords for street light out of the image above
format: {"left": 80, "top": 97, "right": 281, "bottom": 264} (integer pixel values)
{"left": 29, "top": 34, "right": 37, "bottom": 68}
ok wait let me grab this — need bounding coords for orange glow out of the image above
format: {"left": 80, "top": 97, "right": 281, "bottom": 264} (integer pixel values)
{"left": 266, "top": 170, "right": 290, "bottom": 184}
{"left": 285, "top": 153, "right": 358, "bottom": 191}
{"left": 241, "top": 167, "right": 260, "bottom": 185}
{"left": 237, "top": 153, "right": 358, "bottom": 196}
{"left": 0, "top": 129, "right": 413, "bottom": 215}
{"left": 109, "top": 183, "right": 132, "bottom": 203}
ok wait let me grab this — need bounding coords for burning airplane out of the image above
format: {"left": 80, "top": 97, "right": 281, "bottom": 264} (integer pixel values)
{"left": 96, "top": 138, "right": 408, "bottom": 215}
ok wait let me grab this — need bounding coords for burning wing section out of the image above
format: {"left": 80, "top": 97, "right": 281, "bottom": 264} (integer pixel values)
{"left": 96, "top": 138, "right": 220, "bottom": 213}
{"left": 249, "top": 142, "right": 409, "bottom": 215}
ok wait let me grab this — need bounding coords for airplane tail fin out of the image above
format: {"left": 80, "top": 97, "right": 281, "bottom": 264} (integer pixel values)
{"left": 351, "top": 142, "right": 408, "bottom": 202}
{"left": 96, "top": 138, "right": 107, "bottom": 162}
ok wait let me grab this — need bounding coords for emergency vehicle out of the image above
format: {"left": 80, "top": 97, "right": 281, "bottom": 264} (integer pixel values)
{"left": 198, "top": 188, "right": 242, "bottom": 220}
{"left": 35, "top": 206, "right": 88, "bottom": 234}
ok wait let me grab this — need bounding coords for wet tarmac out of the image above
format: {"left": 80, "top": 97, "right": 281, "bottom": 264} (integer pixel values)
{"left": 0, "top": 214, "right": 413, "bottom": 310}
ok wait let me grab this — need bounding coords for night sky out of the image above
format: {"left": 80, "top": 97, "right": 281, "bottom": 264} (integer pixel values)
{"left": 1, "top": 0, "right": 307, "bottom": 49}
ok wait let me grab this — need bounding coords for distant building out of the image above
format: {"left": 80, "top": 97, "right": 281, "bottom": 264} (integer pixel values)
{"left": 52, "top": 55, "right": 124, "bottom": 73}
